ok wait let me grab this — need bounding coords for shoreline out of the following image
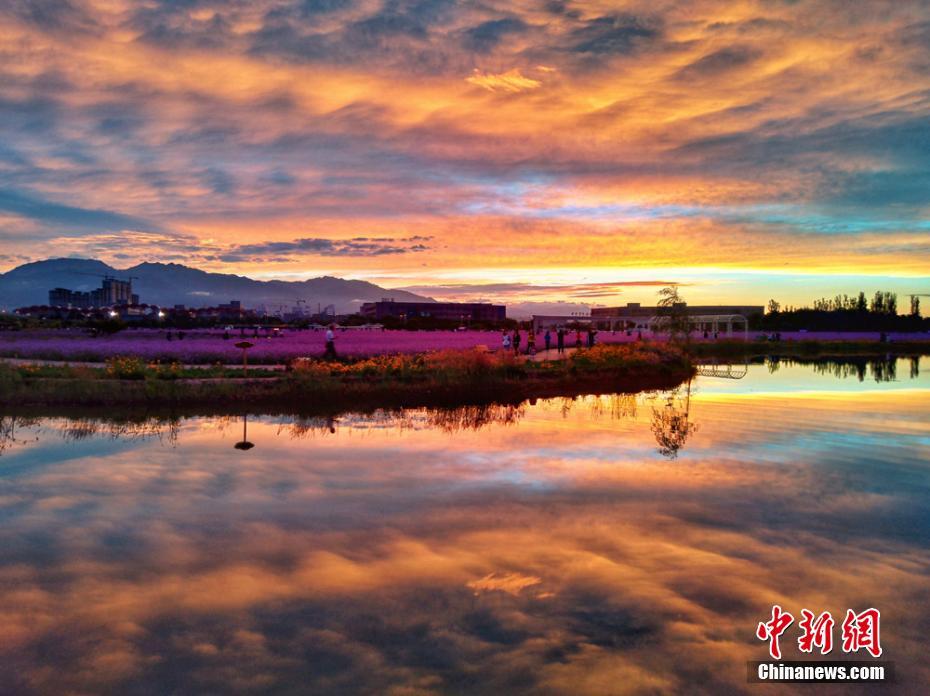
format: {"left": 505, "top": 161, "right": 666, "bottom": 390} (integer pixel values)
{"left": 1, "top": 371, "right": 692, "bottom": 419}
{"left": 1, "top": 341, "right": 926, "bottom": 412}
{"left": 0, "top": 344, "right": 694, "bottom": 410}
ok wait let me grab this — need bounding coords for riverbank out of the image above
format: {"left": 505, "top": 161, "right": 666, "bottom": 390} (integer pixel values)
{"left": 2, "top": 340, "right": 927, "bottom": 411}
{"left": 0, "top": 344, "right": 694, "bottom": 411}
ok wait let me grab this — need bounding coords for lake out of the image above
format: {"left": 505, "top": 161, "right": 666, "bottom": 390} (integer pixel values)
{"left": 1, "top": 356, "right": 927, "bottom": 694}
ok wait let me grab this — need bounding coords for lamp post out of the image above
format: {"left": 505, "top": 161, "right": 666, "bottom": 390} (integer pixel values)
{"left": 234, "top": 341, "right": 254, "bottom": 376}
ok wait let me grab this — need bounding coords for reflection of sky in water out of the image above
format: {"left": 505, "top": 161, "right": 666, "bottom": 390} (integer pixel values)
{"left": 0, "top": 359, "right": 928, "bottom": 694}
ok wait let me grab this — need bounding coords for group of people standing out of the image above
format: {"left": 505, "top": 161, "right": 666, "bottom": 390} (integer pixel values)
{"left": 502, "top": 327, "right": 597, "bottom": 356}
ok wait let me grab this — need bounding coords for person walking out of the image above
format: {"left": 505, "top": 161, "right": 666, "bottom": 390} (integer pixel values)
{"left": 587, "top": 327, "right": 595, "bottom": 348}
{"left": 512, "top": 329, "right": 521, "bottom": 355}
{"left": 544, "top": 329, "right": 552, "bottom": 353}
{"left": 575, "top": 330, "right": 583, "bottom": 349}
{"left": 526, "top": 330, "right": 536, "bottom": 356}
{"left": 502, "top": 331, "right": 512, "bottom": 352}
{"left": 557, "top": 328, "right": 565, "bottom": 354}
{"left": 324, "top": 325, "right": 337, "bottom": 359}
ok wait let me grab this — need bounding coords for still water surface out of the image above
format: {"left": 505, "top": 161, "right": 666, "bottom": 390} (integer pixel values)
{"left": 1, "top": 357, "right": 928, "bottom": 694}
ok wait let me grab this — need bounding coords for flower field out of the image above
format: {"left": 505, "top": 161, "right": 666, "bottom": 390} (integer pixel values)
{"left": 0, "top": 328, "right": 507, "bottom": 364}
{"left": 0, "top": 328, "right": 926, "bottom": 365}
{"left": 0, "top": 328, "right": 594, "bottom": 364}
{"left": 0, "top": 328, "right": 668, "bottom": 364}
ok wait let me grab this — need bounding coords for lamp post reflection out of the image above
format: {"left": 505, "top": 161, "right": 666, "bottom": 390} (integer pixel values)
{"left": 233, "top": 414, "right": 255, "bottom": 451}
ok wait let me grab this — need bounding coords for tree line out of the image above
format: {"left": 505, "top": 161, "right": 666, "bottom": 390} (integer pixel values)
{"left": 757, "top": 291, "right": 927, "bottom": 332}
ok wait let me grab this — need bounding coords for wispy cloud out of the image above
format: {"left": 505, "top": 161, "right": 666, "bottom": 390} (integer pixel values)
{"left": 466, "top": 68, "right": 541, "bottom": 93}
{"left": 0, "top": 0, "right": 928, "bottom": 301}
{"left": 218, "top": 236, "right": 432, "bottom": 262}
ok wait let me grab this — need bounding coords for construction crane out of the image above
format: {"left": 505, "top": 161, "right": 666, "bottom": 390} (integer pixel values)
{"left": 48, "top": 271, "right": 140, "bottom": 310}
{"left": 71, "top": 271, "right": 139, "bottom": 282}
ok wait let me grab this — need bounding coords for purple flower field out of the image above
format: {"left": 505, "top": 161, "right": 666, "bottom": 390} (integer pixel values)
{"left": 0, "top": 329, "right": 500, "bottom": 364}
{"left": 0, "top": 328, "right": 927, "bottom": 365}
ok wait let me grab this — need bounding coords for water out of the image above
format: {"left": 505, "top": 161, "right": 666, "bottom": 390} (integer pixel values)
{"left": 1, "top": 357, "right": 928, "bottom": 694}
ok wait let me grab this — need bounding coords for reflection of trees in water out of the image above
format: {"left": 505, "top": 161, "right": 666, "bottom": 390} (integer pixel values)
{"left": 553, "top": 394, "right": 639, "bottom": 420}
{"left": 911, "top": 357, "right": 920, "bottom": 380}
{"left": 58, "top": 418, "right": 181, "bottom": 445}
{"left": 285, "top": 403, "right": 529, "bottom": 438}
{"left": 285, "top": 394, "right": 644, "bottom": 440}
{"left": 285, "top": 415, "right": 339, "bottom": 438}
{"left": 6, "top": 387, "right": 693, "bottom": 453}
{"left": 426, "top": 403, "right": 527, "bottom": 433}
{"left": 2, "top": 417, "right": 180, "bottom": 454}
{"left": 0, "top": 415, "right": 41, "bottom": 456}
{"left": 581, "top": 394, "right": 638, "bottom": 420}
{"left": 1, "top": 415, "right": 180, "bottom": 457}
{"left": 650, "top": 381, "right": 697, "bottom": 459}
{"left": 870, "top": 358, "right": 896, "bottom": 382}
{"left": 767, "top": 356, "right": 908, "bottom": 383}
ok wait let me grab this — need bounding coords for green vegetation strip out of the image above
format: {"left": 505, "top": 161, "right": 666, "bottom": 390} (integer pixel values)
{"left": 0, "top": 345, "right": 693, "bottom": 409}
{"left": 2, "top": 340, "right": 926, "bottom": 410}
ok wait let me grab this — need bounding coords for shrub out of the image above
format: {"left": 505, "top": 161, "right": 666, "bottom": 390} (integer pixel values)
{"left": 0, "top": 363, "right": 24, "bottom": 388}
{"left": 105, "top": 356, "right": 148, "bottom": 380}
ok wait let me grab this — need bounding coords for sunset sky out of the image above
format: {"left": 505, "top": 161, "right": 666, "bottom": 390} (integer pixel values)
{"left": 1, "top": 0, "right": 928, "bottom": 307}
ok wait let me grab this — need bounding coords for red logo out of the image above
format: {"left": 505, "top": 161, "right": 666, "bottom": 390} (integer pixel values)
{"left": 798, "top": 609, "right": 834, "bottom": 654}
{"left": 756, "top": 605, "right": 794, "bottom": 659}
{"left": 842, "top": 608, "right": 882, "bottom": 658}
{"left": 757, "top": 606, "right": 881, "bottom": 659}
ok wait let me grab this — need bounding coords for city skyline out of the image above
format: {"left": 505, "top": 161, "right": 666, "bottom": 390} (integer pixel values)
{"left": 2, "top": 1, "right": 929, "bottom": 307}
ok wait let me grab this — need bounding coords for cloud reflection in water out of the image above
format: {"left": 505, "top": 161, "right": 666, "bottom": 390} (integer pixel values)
{"left": 0, "top": 360, "right": 928, "bottom": 693}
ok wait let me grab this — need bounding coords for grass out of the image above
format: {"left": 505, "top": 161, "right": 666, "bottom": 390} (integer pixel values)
{"left": 0, "top": 345, "right": 694, "bottom": 410}
{"left": 2, "top": 339, "right": 925, "bottom": 411}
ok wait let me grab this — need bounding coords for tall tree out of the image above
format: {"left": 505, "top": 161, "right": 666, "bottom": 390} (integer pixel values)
{"left": 656, "top": 285, "right": 690, "bottom": 342}
{"left": 885, "top": 292, "right": 897, "bottom": 315}
{"left": 856, "top": 292, "right": 868, "bottom": 312}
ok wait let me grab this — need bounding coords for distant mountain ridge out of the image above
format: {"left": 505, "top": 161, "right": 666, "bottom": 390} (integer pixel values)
{"left": 0, "top": 258, "right": 433, "bottom": 312}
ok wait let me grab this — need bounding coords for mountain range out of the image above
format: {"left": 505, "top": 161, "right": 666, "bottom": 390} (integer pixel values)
{"left": 0, "top": 258, "right": 432, "bottom": 313}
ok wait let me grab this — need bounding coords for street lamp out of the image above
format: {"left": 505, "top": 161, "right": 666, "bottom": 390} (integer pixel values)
{"left": 235, "top": 341, "right": 254, "bottom": 376}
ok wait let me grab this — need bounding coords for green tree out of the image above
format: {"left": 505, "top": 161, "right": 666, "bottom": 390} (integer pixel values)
{"left": 856, "top": 292, "right": 868, "bottom": 312}
{"left": 656, "top": 285, "right": 691, "bottom": 342}
{"left": 885, "top": 292, "right": 897, "bottom": 315}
